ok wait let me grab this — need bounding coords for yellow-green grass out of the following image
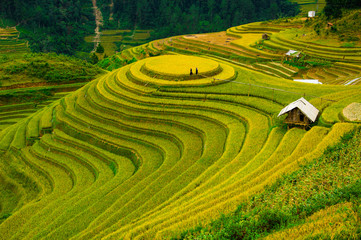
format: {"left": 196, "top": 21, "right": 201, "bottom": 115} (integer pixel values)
{"left": 0, "top": 143, "right": 76, "bottom": 239}
{"left": 233, "top": 22, "right": 285, "bottom": 33}
{"left": 11, "top": 132, "right": 133, "bottom": 240}
{"left": 71, "top": 79, "right": 262, "bottom": 240}
{"left": 35, "top": 71, "right": 239, "bottom": 238}
{"left": 0, "top": 124, "right": 18, "bottom": 151}
{"left": 0, "top": 50, "right": 360, "bottom": 240}
{"left": 79, "top": 58, "right": 292, "bottom": 240}
{"left": 2, "top": 107, "right": 135, "bottom": 238}
{"left": 134, "top": 124, "right": 352, "bottom": 239}
{"left": 0, "top": 85, "right": 87, "bottom": 132}
{"left": 127, "top": 55, "right": 235, "bottom": 87}
{"left": 263, "top": 202, "right": 357, "bottom": 240}
{"left": 0, "top": 174, "right": 21, "bottom": 223}
{"left": 277, "top": 32, "right": 361, "bottom": 55}
{"left": 163, "top": 37, "right": 262, "bottom": 68}
{"left": 262, "top": 31, "right": 361, "bottom": 63}
{"left": 111, "top": 127, "right": 286, "bottom": 238}
{"left": 175, "top": 37, "right": 257, "bottom": 58}
{"left": 57, "top": 60, "right": 248, "bottom": 238}
{"left": 109, "top": 126, "right": 331, "bottom": 239}
{"left": 252, "top": 63, "right": 294, "bottom": 79}
{"left": 8, "top": 136, "right": 97, "bottom": 240}
{"left": 230, "top": 36, "right": 283, "bottom": 60}
{"left": 143, "top": 55, "right": 220, "bottom": 78}
{"left": 13, "top": 128, "right": 134, "bottom": 238}
{"left": 321, "top": 92, "right": 361, "bottom": 124}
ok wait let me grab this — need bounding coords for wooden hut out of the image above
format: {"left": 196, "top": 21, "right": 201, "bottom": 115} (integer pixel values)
{"left": 262, "top": 33, "right": 270, "bottom": 40}
{"left": 327, "top": 22, "right": 334, "bottom": 28}
{"left": 278, "top": 97, "right": 319, "bottom": 128}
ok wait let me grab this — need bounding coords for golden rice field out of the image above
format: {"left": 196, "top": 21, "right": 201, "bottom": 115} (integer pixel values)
{"left": 0, "top": 50, "right": 360, "bottom": 239}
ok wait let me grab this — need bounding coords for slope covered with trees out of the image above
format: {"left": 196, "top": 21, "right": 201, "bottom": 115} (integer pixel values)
{"left": 0, "top": 0, "right": 95, "bottom": 55}
{"left": 0, "top": 0, "right": 299, "bottom": 55}
{"left": 324, "top": 0, "right": 361, "bottom": 18}
{"left": 105, "top": 0, "right": 299, "bottom": 39}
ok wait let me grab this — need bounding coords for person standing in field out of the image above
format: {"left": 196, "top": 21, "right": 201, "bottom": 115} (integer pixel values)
{"left": 196, "top": 68, "right": 198, "bottom": 75}
{"left": 190, "top": 68, "right": 193, "bottom": 75}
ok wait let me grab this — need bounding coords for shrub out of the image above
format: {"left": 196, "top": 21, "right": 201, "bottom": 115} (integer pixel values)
{"left": 341, "top": 42, "right": 356, "bottom": 48}
{"left": 96, "top": 44, "right": 105, "bottom": 53}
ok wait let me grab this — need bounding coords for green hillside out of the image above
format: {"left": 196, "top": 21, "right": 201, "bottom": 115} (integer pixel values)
{"left": 290, "top": 0, "right": 326, "bottom": 15}
{"left": 1, "top": 7, "right": 361, "bottom": 240}
{"left": 0, "top": 51, "right": 360, "bottom": 239}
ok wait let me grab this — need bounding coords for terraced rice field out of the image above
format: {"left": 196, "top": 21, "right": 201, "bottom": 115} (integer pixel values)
{"left": 99, "top": 21, "right": 361, "bottom": 86}
{"left": 0, "top": 83, "right": 87, "bottom": 132}
{"left": 0, "top": 53, "right": 359, "bottom": 239}
{"left": 0, "top": 27, "right": 29, "bottom": 54}
{"left": 85, "top": 30, "right": 152, "bottom": 56}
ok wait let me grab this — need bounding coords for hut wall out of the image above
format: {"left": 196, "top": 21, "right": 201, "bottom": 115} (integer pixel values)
{"left": 284, "top": 108, "right": 309, "bottom": 125}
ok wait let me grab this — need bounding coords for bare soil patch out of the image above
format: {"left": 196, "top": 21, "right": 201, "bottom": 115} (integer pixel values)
{"left": 183, "top": 31, "right": 241, "bottom": 48}
{"left": 343, "top": 102, "right": 361, "bottom": 121}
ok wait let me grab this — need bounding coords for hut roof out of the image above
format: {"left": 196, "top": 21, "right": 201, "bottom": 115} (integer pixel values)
{"left": 285, "top": 50, "right": 301, "bottom": 57}
{"left": 308, "top": 11, "right": 316, "bottom": 17}
{"left": 294, "top": 79, "right": 322, "bottom": 84}
{"left": 278, "top": 97, "right": 319, "bottom": 122}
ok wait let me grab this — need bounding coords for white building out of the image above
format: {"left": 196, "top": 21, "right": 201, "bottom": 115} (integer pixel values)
{"left": 294, "top": 79, "right": 322, "bottom": 84}
{"left": 308, "top": 11, "right": 316, "bottom": 18}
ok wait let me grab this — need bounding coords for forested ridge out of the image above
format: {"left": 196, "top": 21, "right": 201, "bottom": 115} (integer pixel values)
{"left": 0, "top": 0, "right": 95, "bottom": 55}
{"left": 0, "top": 0, "right": 299, "bottom": 55}
{"left": 106, "top": 0, "right": 299, "bottom": 38}
{"left": 324, "top": 0, "right": 361, "bottom": 18}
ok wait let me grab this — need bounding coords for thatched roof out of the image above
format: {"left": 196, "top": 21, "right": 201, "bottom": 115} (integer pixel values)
{"left": 278, "top": 97, "right": 319, "bottom": 122}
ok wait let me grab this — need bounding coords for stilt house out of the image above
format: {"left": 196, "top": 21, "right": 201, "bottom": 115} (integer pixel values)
{"left": 278, "top": 97, "right": 319, "bottom": 128}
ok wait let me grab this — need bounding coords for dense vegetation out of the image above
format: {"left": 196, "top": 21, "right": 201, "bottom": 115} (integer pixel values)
{"left": 0, "top": 0, "right": 95, "bottom": 55}
{"left": 0, "top": 0, "right": 299, "bottom": 55}
{"left": 0, "top": 53, "right": 104, "bottom": 87}
{"left": 104, "top": 0, "right": 299, "bottom": 39}
{"left": 324, "top": 0, "right": 361, "bottom": 18}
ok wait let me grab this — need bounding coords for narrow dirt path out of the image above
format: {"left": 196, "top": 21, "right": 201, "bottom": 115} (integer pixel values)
{"left": 92, "top": 0, "right": 103, "bottom": 52}
{"left": 109, "top": 0, "right": 114, "bottom": 21}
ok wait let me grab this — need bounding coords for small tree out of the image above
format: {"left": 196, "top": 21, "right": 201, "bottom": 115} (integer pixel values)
{"left": 96, "top": 43, "right": 105, "bottom": 53}
{"left": 90, "top": 53, "right": 99, "bottom": 64}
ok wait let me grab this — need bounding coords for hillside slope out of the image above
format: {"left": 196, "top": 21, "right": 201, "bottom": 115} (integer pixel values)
{"left": 0, "top": 52, "right": 359, "bottom": 239}
{"left": 1, "top": 11, "right": 361, "bottom": 239}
